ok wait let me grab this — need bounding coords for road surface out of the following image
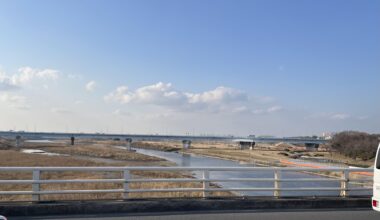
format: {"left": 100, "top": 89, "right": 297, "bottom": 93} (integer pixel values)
{"left": 10, "top": 209, "right": 380, "bottom": 220}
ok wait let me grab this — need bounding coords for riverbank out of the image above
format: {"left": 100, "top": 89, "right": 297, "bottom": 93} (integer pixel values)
{"left": 132, "top": 141, "right": 374, "bottom": 168}
{"left": 0, "top": 139, "right": 233, "bottom": 201}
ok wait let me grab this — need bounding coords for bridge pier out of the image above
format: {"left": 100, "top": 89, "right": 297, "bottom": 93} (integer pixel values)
{"left": 304, "top": 143, "right": 319, "bottom": 151}
{"left": 234, "top": 140, "right": 255, "bottom": 150}
{"left": 125, "top": 138, "right": 132, "bottom": 151}
{"left": 182, "top": 140, "right": 191, "bottom": 150}
{"left": 15, "top": 135, "right": 22, "bottom": 148}
{"left": 70, "top": 136, "right": 75, "bottom": 146}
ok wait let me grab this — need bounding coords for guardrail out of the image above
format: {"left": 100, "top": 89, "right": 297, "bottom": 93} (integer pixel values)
{"left": 0, "top": 167, "right": 373, "bottom": 202}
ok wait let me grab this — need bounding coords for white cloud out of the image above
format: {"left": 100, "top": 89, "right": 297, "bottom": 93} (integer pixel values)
{"left": 267, "top": 106, "right": 283, "bottom": 113}
{"left": 105, "top": 83, "right": 247, "bottom": 107}
{"left": 0, "top": 67, "right": 59, "bottom": 90}
{"left": 0, "top": 93, "right": 26, "bottom": 103}
{"left": 252, "top": 109, "right": 265, "bottom": 114}
{"left": 357, "top": 116, "right": 369, "bottom": 120}
{"left": 330, "top": 113, "right": 351, "bottom": 120}
{"left": 185, "top": 86, "right": 247, "bottom": 105}
{"left": 12, "top": 67, "right": 59, "bottom": 85}
{"left": 51, "top": 107, "right": 72, "bottom": 114}
{"left": 251, "top": 106, "right": 283, "bottom": 115}
{"left": 105, "top": 82, "right": 185, "bottom": 105}
{"left": 306, "top": 112, "right": 352, "bottom": 120}
{"left": 112, "top": 109, "right": 131, "bottom": 117}
{"left": 105, "top": 82, "right": 283, "bottom": 115}
{"left": 0, "top": 93, "right": 30, "bottom": 110}
{"left": 0, "top": 72, "right": 19, "bottom": 91}
{"left": 67, "top": 74, "right": 83, "bottom": 80}
{"left": 85, "top": 81, "right": 97, "bottom": 92}
{"left": 254, "top": 96, "right": 275, "bottom": 104}
{"left": 232, "top": 106, "right": 250, "bottom": 113}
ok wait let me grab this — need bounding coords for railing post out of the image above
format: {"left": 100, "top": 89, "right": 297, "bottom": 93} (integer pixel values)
{"left": 340, "top": 170, "right": 349, "bottom": 197}
{"left": 202, "top": 170, "right": 210, "bottom": 198}
{"left": 123, "top": 169, "right": 130, "bottom": 199}
{"left": 32, "top": 170, "right": 40, "bottom": 202}
{"left": 274, "top": 170, "right": 281, "bottom": 197}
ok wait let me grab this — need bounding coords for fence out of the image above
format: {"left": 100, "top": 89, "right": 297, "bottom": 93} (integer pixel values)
{"left": 0, "top": 167, "right": 373, "bottom": 201}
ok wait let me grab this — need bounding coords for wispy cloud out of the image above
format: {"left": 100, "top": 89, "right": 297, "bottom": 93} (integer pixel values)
{"left": 104, "top": 83, "right": 244, "bottom": 111}
{"left": 112, "top": 109, "right": 131, "bottom": 117}
{"left": 105, "top": 82, "right": 283, "bottom": 115}
{"left": 0, "top": 93, "right": 30, "bottom": 110}
{"left": 251, "top": 106, "right": 283, "bottom": 115}
{"left": 357, "top": 116, "right": 369, "bottom": 120}
{"left": 12, "top": 67, "right": 59, "bottom": 85}
{"left": 0, "top": 67, "right": 59, "bottom": 89}
{"left": 51, "top": 107, "right": 72, "bottom": 114}
{"left": 306, "top": 112, "right": 353, "bottom": 120}
{"left": 330, "top": 113, "right": 351, "bottom": 120}
{"left": 0, "top": 72, "right": 19, "bottom": 91}
{"left": 267, "top": 106, "right": 283, "bottom": 113}
{"left": 67, "top": 74, "right": 83, "bottom": 80}
{"left": 185, "top": 86, "right": 247, "bottom": 105}
{"left": 105, "top": 82, "right": 185, "bottom": 105}
{"left": 85, "top": 80, "right": 97, "bottom": 92}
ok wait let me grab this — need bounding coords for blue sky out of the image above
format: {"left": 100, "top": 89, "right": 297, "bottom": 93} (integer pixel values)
{"left": 0, "top": 0, "right": 379, "bottom": 136}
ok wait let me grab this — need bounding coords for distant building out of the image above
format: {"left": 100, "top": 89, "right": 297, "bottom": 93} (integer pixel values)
{"left": 322, "top": 132, "right": 335, "bottom": 140}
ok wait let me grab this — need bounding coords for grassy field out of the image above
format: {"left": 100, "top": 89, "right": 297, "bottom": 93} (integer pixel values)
{"left": 0, "top": 139, "right": 232, "bottom": 202}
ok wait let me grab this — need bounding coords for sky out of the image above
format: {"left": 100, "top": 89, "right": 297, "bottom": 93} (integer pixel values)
{"left": 0, "top": 0, "right": 379, "bottom": 137}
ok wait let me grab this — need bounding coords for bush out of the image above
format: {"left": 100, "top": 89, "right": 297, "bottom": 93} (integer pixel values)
{"left": 330, "top": 131, "right": 380, "bottom": 160}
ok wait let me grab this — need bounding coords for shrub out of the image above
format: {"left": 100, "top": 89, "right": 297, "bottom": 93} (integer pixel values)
{"left": 330, "top": 131, "right": 380, "bottom": 160}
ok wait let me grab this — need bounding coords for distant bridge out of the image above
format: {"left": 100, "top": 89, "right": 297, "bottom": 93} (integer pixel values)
{"left": 0, "top": 131, "right": 328, "bottom": 145}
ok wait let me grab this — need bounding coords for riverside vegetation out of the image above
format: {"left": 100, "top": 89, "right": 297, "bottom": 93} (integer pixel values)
{"left": 0, "top": 138, "right": 232, "bottom": 201}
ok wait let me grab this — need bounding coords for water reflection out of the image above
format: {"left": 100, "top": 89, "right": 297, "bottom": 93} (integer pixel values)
{"left": 133, "top": 148, "right": 371, "bottom": 197}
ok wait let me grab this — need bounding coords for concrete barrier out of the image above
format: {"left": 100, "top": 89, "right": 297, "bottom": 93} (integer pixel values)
{"left": 0, "top": 197, "right": 371, "bottom": 217}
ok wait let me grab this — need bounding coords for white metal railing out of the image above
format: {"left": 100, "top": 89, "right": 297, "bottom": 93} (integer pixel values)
{"left": 0, "top": 167, "right": 373, "bottom": 201}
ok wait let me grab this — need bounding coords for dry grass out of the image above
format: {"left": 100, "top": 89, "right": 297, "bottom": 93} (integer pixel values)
{"left": 134, "top": 140, "right": 374, "bottom": 168}
{"left": 0, "top": 143, "right": 232, "bottom": 202}
{"left": 23, "top": 139, "right": 162, "bottom": 162}
{"left": 322, "top": 152, "right": 374, "bottom": 167}
{"left": 0, "top": 138, "right": 13, "bottom": 150}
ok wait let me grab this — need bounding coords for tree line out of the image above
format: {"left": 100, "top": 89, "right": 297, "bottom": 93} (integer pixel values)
{"left": 330, "top": 131, "right": 380, "bottom": 160}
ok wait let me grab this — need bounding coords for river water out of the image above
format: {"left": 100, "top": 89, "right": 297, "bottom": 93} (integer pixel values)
{"left": 133, "top": 147, "right": 372, "bottom": 197}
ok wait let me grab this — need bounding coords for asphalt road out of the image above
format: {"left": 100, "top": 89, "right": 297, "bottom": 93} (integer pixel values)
{"left": 8, "top": 209, "right": 380, "bottom": 220}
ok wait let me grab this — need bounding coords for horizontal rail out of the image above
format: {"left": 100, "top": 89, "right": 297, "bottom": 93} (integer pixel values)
{"left": 0, "top": 187, "right": 372, "bottom": 195}
{"left": 0, "top": 179, "right": 125, "bottom": 184}
{"left": 1, "top": 178, "right": 366, "bottom": 184}
{"left": 0, "top": 166, "right": 373, "bottom": 201}
{"left": 0, "top": 166, "right": 373, "bottom": 172}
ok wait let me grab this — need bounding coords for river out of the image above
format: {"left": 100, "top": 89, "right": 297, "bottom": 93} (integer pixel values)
{"left": 133, "top": 147, "right": 372, "bottom": 197}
